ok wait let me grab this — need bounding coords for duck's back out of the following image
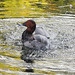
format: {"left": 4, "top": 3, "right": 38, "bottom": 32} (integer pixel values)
{"left": 35, "top": 27, "right": 50, "bottom": 38}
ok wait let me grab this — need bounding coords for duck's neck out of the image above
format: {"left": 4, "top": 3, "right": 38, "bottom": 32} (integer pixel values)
{"left": 22, "top": 30, "right": 33, "bottom": 42}
{"left": 26, "top": 30, "right": 33, "bottom": 35}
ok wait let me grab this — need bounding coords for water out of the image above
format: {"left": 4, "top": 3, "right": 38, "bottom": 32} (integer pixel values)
{"left": 0, "top": 0, "right": 75, "bottom": 18}
{"left": 0, "top": 14, "right": 75, "bottom": 75}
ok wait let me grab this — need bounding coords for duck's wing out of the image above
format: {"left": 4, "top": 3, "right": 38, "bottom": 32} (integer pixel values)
{"left": 34, "top": 27, "right": 50, "bottom": 49}
{"left": 31, "top": 40, "right": 47, "bottom": 50}
{"left": 31, "top": 34, "right": 49, "bottom": 50}
{"left": 34, "top": 34, "right": 48, "bottom": 45}
{"left": 34, "top": 27, "right": 50, "bottom": 39}
{"left": 23, "top": 35, "right": 49, "bottom": 50}
{"left": 23, "top": 41, "right": 34, "bottom": 48}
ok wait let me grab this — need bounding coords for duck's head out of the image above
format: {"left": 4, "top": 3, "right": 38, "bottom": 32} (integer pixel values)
{"left": 18, "top": 20, "right": 36, "bottom": 34}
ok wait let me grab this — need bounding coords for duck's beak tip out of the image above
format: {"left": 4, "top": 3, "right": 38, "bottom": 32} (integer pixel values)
{"left": 17, "top": 23, "right": 24, "bottom": 26}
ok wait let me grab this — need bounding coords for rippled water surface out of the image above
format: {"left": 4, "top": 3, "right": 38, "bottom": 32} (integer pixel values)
{"left": 0, "top": 14, "right": 75, "bottom": 75}
{"left": 0, "top": 0, "right": 75, "bottom": 18}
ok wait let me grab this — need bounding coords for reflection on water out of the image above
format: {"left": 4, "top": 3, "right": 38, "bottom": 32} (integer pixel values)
{"left": 0, "top": 0, "right": 75, "bottom": 18}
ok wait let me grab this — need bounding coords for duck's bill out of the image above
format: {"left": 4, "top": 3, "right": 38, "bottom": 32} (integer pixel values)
{"left": 17, "top": 22, "right": 26, "bottom": 26}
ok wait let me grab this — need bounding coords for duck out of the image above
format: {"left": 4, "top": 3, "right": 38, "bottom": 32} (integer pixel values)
{"left": 18, "top": 20, "right": 50, "bottom": 72}
{"left": 18, "top": 20, "right": 50, "bottom": 50}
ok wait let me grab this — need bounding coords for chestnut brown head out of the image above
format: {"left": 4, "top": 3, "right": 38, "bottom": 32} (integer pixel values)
{"left": 18, "top": 20, "right": 36, "bottom": 34}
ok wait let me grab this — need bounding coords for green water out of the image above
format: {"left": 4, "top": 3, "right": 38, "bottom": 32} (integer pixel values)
{"left": 0, "top": 0, "right": 75, "bottom": 18}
